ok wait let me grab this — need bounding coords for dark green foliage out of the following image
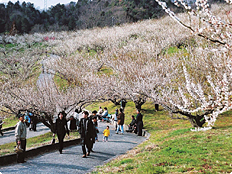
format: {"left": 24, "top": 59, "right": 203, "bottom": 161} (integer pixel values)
{"left": 0, "top": 0, "right": 181, "bottom": 34}
{"left": 68, "top": 16, "right": 76, "bottom": 30}
{"left": 123, "top": 0, "right": 163, "bottom": 22}
{"left": 0, "top": 1, "right": 41, "bottom": 34}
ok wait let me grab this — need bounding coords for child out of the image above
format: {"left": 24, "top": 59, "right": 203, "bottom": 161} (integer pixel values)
{"left": 103, "top": 126, "right": 110, "bottom": 142}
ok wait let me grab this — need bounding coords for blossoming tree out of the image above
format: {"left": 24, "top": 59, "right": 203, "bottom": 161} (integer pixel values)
{"left": 153, "top": 0, "right": 232, "bottom": 128}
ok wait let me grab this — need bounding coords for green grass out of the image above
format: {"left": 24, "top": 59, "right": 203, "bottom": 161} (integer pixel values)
{"left": 89, "top": 101, "right": 232, "bottom": 173}
{"left": 0, "top": 131, "right": 79, "bottom": 156}
{"left": 2, "top": 100, "right": 232, "bottom": 173}
{"left": 54, "top": 74, "right": 69, "bottom": 90}
{"left": 2, "top": 115, "right": 18, "bottom": 128}
{"left": 0, "top": 43, "right": 18, "bottom": 48}
{"left": 0, "top": 42, "right": 45, "bottom": 49}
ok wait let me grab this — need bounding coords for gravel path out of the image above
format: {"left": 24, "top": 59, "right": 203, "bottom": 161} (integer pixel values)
{"left": 0, "top": 121, "right": 146, "bottom": 174}
{"left": 0, "top": 123, "right": 51, "bottom": 145}
{"left": 0, "top": 55, "right": 58, "bottom": 146}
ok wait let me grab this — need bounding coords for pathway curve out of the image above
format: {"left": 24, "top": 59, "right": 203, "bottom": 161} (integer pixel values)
{"left": 0, "top": 121, "right": 147, "bottom": 174}
{"left": 0, "top": 55, "right": 58, "bottom": 146}
{"left": 0, "top": 123, "right": 51, "bottom": 145}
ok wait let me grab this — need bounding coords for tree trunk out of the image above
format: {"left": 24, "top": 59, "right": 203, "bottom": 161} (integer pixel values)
{"left": 188, "top": 115, "right": 206, "bottom": 128}
{"left": 135, "top": 103, "right": 142, "bottom": 112}
{"left": 155, "top": 104, "right": 159, "bottom": 111}
{"left": 134, "top": 97, "right": 146, "bottom": 112}
{"left": 170, "top": 109, "right": 208, "bottom": 128}
{"left": 109, "top": 98, "right": 120, "bottom": 106}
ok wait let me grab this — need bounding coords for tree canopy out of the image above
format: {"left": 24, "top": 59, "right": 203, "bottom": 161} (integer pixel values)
{"left": 0, "top": 0, "right": 181, "bottom": 34}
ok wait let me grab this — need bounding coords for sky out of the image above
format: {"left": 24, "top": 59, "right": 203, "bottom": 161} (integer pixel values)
{"left": 0, "top": 0, "right": 75, "bottom": 10}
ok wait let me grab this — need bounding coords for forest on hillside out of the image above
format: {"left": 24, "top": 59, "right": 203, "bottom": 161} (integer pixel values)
{"left": 0, "top": 0, "right": 182, "bottom": 35}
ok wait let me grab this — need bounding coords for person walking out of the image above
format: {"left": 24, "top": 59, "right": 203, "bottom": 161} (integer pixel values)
{"left": 89, "top": 110, "right": 98, "bottom": 152}
{"left": 135, "top": 110, "right": 143, "bottom": 136}
{"left": 116, "top": 108, "right": 125, "bottom": 135}
{"left": 15, "top": 113, "right": 27, "bottom": 163}
{"left": 91, "top": 111, "right": 99, "bottom": 142}
{"left": 78, "top": 111, "right": 94, "bottom": 158}
{"left": 0, "top": 118, "right": 4, "bottom": 136}
{"left": 113, "top": 109, "right": 118, "bottom": 131}
{"left": 103, "top": 126, "right": 110, "bottom": 142}
{"left": 74, "top": 108, "right": 81, "bottom": 128}
{"left": 69, "top": 116, "right": 77, "bottom": 132}
{"left": 120, "top": 99, "right": 127, "bottom": 112}
{"left": 93, "top": 116, "right": 99, "bottom": 142}
{"left": 24, "top": 112, "right": 30, "bottom": 128}
{"left": 30, "top": 114, "right": 37, "bottom": 131}
{"left": 54, "top": 112, "right": 70, "bottom": 154}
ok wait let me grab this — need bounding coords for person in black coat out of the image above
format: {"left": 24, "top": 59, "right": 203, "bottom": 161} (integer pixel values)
{"left": 69, "top": 116, "right": 77, "bottom": 131}
{"left": 78, "top": 111, "right": 94, "bottom": 158}
{"left": 0, "top": 118, "right": 4, "bottom": 136}
{"left": 135, "top": 110, "right": 143, "bottom": 136}
{"left": 90, "top": 110, "right": 98, "bottom": 151}
{"left": 126, "top": 115, "right": 136, "bottom": 132}
{"left": 54, "top": 112, "right": 69, "bottom": 154}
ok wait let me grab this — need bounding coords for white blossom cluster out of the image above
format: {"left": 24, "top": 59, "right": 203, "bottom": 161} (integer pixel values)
{"left": 224, "top": 0, "right": 232, "bottom": 4}
{"left": 1, "top": 4, "right": 232, "bottom": 131}
{"left": 156, "top": 0, "right": 232, "bottom": 49}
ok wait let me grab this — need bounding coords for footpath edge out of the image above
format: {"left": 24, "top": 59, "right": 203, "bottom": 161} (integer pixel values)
{"left": 0, "top": 138, "right": 81, "bottom": 166}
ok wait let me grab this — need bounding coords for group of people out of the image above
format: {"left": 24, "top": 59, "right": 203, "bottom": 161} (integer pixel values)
{"left": 53, "top": 110, "right": 101, "bottom": 158}
{"left": 52, "top": 107, "right": 143, "bottom": 158}
{"left": 24, "top": 112, "right": 38, "bottom": 131}
{"left": 114, "top": 109, "right": 143, "bottom": 136}
{"left": 114, "top": 108, "right": 125, "bottom": 134}
{"left": 97, "top": 106, "right": 110, "bottom": 122}
{"left": 13, "top": 105, "right": 143, "bottom": 163}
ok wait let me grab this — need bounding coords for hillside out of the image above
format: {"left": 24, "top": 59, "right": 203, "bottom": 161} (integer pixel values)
{"left": 89, "top": 101, "right": 232, "bottom": 173}
{"left": 0, "top": 2, "right": 232, "bottom": 173}
{"left": 0, "top": 0, "right": 180, "bottom": 34}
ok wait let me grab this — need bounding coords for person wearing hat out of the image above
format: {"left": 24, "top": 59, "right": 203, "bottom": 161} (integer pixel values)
{"left": 15, "top": 113, "right": 27, "bottom": 163}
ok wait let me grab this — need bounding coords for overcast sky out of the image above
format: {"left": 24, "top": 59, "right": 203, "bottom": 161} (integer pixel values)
{"left": 0, "top": 0, "right": 75, "bottom": 10}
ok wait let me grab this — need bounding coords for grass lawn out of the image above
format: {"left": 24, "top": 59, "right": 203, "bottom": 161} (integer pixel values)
{"left": 1, "top": 115, "right": 18, "bottom": 129}
{"left": 86, "top": 101, "right": 232, "bottom": 174}
{"left": 1, "top": 100, "right": 232, "bottom": 173}
{"left": 0, "top": 131, "right": 79, "bottom": 156}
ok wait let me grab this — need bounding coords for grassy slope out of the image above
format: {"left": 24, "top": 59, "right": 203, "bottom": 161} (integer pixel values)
{"left": 86, "top": 101, "right": 232, "bottom": 174}
{"left": 2, "top": 115, "right": 18, "bottom": 128}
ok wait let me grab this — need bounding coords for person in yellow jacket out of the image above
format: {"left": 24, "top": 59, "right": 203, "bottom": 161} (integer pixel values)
{"left": 103, "top": 126, "right": 110, "bottom": 142}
